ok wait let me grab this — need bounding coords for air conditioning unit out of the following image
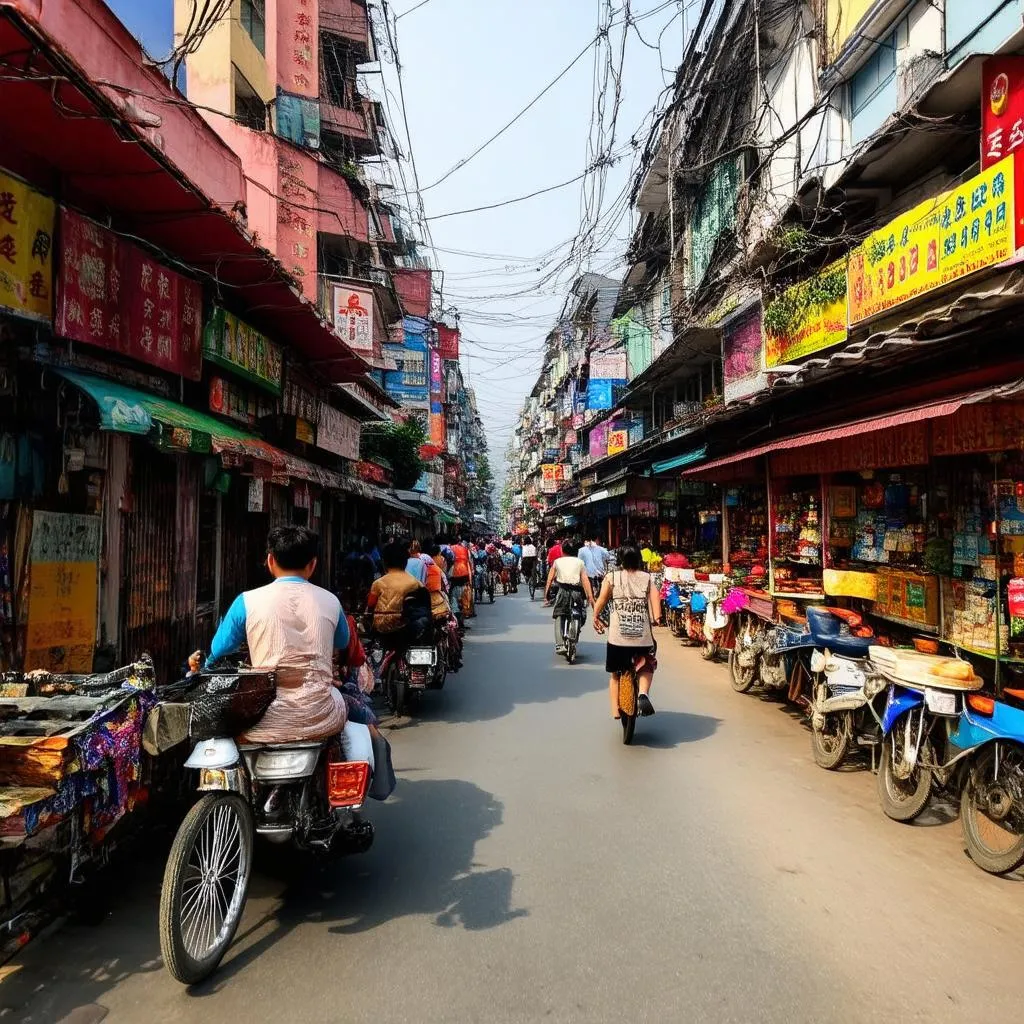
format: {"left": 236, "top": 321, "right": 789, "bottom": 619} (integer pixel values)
{"left": 897, "top": 52, "right": 943, "bottom": 110}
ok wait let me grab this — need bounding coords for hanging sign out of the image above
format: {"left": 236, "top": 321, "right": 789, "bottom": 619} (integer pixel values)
{"left": 248, "top": 476, "right": 265, "bottom": 512}
{"left": 981, "top": 57, "right": 1024, "bottom": 170}
{"left": 607, "top": 429, "right": 629, "bottom": 457}
{"left": 24, "top": 512, "right": 100, "bottom": 672}
{"left": 589, "top": 350, "right": 628, "bottom": 380}
{"left": 331, "top": 284, "right": 374, "bottom": 355}
{"left": 848, "top": 155, "right": 1016, "bottom": 325}
{"left": 437, "top": 325, "right": 460, "bottom": 360}
{"left": 57, "top": 209, "right": 202, "bottom": 379}
{"left": 0, "top": 169, "right": 55, "bottom": 321}
{"left": 317, "top": 402, "right": 360, "bottom": 460}
{"left": 295, "top": 418, "right": 315, "bottom": 443}
{"left": 203, "top": 306, "right": 284, "bottom": 394}
{"left": 392, "top": 268, "right": 432, "bottom": 317}
{"left": 723, "top": 305, "right": 766, "bottom": 404}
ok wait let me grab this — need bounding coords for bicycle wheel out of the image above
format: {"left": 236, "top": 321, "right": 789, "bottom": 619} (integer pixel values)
{"left": 529, "top": 578, "right": 537, "bottom": 601}
{"left": 619, "top": 669, "right": 638, "bottom": 745}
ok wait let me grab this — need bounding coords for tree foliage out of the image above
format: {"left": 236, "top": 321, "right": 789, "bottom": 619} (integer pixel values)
{"left": 360, "top": 416, "right": 427, "bottom": 490}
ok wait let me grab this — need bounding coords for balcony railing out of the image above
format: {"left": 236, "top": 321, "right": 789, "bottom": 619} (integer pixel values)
{"left": 320, "top": 97, "right": 371, "bottom": 141}
{"left": 320, "top": 0, "right": 372, "bottom": 57}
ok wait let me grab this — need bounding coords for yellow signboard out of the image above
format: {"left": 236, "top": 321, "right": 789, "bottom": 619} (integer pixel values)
{"left": 825, "top": 0, "right": 875, "bottom": 62}
{"left": 24, "top": 512, "right": 100, "bottom": 673}
{"left": 0, "top": 169, "right": 56, "bottom": 321}
{"left": 848, "top": 156, "right": 1015, "bottom": 326}
{"left": 764, "top": 261, "right": 848, "bottom": 368}
{"left": 607, "top": 430, "right": 628, "bottom": 457}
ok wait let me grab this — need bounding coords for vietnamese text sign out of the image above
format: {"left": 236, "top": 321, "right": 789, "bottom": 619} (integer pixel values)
{"left": 848, "top": 156, "right": 1015, "bottom": 326}
{"left": 332, "top": 284, "right": 374, "bottom": 355}
{"left": 0, "top": 169, "right": 55, "bottom": 321}
{"left": 58, "top": 209, "right": 202, "bottom": 379}
{"left": 318, "top": 403, "right": 360, "bottom": 460}
{"left": 25, "top": 512, "right": 100, "bottom": 672}
{"left": 203, "top": 306, "right": 284, "bottom": 394}
{"left": 982, "top": 57, "right": 1024, "bottom": 170}
{"left": 764, "top": 261, "right": 847, "bottom": 368}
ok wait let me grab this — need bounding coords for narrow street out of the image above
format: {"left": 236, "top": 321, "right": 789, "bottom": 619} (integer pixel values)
{"left": 1, "top": 592, "right": 1022, "bottom": 1023}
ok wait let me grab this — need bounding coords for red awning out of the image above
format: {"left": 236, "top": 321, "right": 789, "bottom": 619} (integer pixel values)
{"left": 685, "top": 395, "right": 976, "bottom": 476}
{"left": 0, "top": 4, "right": 369, "bottom": 384}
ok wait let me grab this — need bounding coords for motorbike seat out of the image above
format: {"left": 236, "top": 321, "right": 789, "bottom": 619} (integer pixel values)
{"left": 806, "top": 606, "right": 873, "bottom": 657}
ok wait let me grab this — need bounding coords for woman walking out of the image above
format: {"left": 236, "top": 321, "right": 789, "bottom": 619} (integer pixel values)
{"left": 593, "top": 538, "right": 661, "bottom": 718}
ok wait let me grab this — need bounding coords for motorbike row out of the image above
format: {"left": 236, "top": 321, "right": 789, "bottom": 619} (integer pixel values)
{"left": 662, "top": 572, "right": 1024, "bottom": 877}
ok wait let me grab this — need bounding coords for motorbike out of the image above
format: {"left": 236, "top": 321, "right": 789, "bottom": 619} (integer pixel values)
{"left": 756, "top": 606, "right": 874, "bottom": 705}
{"left": 681, "top": 577, "right": 725, "bottom": 660}
{"left": 558, "top": 588, "right": 588, "bottom": 664}
{"left": 158, "top": 666, "right": 386, "bottom": 984}
{"left": 379, "top": 627, "right": 445, "bottom": 716}
{"left": 727, "top": 591, "right": 775, "bottom": 693}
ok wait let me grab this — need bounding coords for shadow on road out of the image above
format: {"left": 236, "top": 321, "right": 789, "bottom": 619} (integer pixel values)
{"left": 1, "top": 777, "right": 524, "bottom": 1015}
{"left": 630, "top": 710, "right": 721, "bottom": 749}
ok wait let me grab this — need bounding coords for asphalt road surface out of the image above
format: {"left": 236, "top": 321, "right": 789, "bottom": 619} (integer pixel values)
{"left": 4, "top": 591, "right": 1024, "bottom": 1023}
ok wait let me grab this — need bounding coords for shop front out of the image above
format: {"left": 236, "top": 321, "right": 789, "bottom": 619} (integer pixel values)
{"left": 688, "top": 386, "right": 1024, "bottom": 685}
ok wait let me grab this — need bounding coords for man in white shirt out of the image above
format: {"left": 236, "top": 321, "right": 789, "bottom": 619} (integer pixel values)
{"left": 544, "top": 536, "right": 595, "bottom": 654}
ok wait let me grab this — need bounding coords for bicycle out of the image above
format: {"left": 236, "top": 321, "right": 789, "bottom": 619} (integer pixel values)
{"left": 559, "top": 590, "right": 587, "bottom": 664}
{"left": 617, "top": 664, "right": 639, "bottom": 745}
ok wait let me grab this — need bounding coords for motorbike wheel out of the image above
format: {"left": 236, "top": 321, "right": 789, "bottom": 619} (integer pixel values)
{"left": 729, "top": 649, "right": 757, "bottom": 693}
{"left": 700, "top": 639, "right": 718, "bottom": 661}
{"left": 529, "top": 580, "right": 536, "bottom": 601}
{"left": 877, "top": 719, "right": 933, "bottom": 822}
{"left": 811, "top": 709, "right": 853, "bottom": 770}
{"left": 960, "top": 743, "right": 1024, "bottom": 875}
{"left": 159, "top": 793, "right": 254, "bottom": 985}
{"left": 487, "top": 583, "right": 494, "bottom": 604}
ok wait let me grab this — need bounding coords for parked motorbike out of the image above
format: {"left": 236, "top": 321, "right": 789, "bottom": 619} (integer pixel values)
{"left": 158, "top": 666, "right": 385, "bottom": 984}
{"left": 682, "top": 578, "right": 725, "bottom": 659}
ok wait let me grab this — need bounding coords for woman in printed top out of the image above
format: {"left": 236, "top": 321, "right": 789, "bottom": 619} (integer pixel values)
{"left": 593, "top": 538, "right": 662, "bottom": 719}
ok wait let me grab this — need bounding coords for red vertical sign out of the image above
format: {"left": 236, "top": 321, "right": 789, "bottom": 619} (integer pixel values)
{"left": 982, "top": 57, "right": 1024, "bottom": 170}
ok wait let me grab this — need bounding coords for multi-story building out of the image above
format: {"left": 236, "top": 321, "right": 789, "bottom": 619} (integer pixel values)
{"left": 174, "top": 0, "right": 403, "bottom": 373}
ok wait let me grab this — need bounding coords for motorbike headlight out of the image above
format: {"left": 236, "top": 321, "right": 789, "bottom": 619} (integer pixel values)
{"left": 253, "top": 748, "right": 320, "bottom": 781}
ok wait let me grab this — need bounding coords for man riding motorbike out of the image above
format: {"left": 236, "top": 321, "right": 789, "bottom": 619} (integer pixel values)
{"left": 199, "top": 525, "right": 350, "bottom": 744}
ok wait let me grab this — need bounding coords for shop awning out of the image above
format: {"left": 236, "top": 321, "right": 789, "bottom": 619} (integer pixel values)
{"left": 365, "top": 485, "right": 421, "bottom": 517}
{"left": 651, "top": 446, "right": 708, "bottom": 475}
{"left": 56, "top": 368, "right": 344, "bottom": 487}
{"left": 683, "top": 395, "right": 977, "bottom": 476}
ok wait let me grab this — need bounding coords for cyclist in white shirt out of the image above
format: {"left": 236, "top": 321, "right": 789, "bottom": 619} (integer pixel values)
{"left": 544, "top": 536, "right": 595, "bottom": 654}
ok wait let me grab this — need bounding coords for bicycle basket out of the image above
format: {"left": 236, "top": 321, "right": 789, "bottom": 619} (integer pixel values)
{"left": 184, "top": 670, "right": 277, "bottom": 740}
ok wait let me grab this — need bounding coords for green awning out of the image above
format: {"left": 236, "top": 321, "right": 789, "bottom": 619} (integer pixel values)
{"left": 55, "top": 368, "right": 255, "bottom": 443}
{"left": 651, "top": 446, "right": 708, "bottom": 475}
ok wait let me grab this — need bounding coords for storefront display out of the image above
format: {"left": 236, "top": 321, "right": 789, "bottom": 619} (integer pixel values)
{"left": 724, "top": 484, "right": 766, "bottom": 584}
{"left": 769, "top": 477, "right": 822, "bottom": 597}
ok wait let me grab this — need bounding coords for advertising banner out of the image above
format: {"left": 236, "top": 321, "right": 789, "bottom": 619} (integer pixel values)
{"left": 589, "top": 349, "right": 628, "bottom": 380}
{"left": 586, "top": 378, "right": 616, "bottom": 410}
{"left": 607, "top": 429, "right": 628, "bottom": 457}
{"left": 203, "top": 306, "right": 283, "bottom": 393}
{"left": 24, "top": 512, "right": 100, "bottom": 672}
{"left": 0, "top": 169, "right": 55, "bottom": 322}
{"left": 393, "top": 268, "right": 432, "bottom": 317}
{"left": 723, "top": 305, "right": 766, "bottom": 404}
{"left": 764, "top": 261, "right": 847, "bottom": 368}
{"left": 331, "top": 284, "right": 374, "bottom": 355}
{"left": 589, "top": 420, "right": 610, "bottom": 459}
{"left": 58, "top": 209, "right": 203, "bottom": 379}
{"left": 982, "top": 57, "right": 1024, "bottom": 170}
{"left": 847, "top": 155, "right": 1016, "bottom": 326}
{"left": 437, "top": 324, "right": 460, "bottom": 360}
{"left": 318, "top": 403, "right": 361, "bottom": 460}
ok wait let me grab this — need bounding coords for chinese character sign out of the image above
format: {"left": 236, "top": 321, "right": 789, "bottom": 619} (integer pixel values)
{"left": 58, "top": 209, "right": 202, "bottom": 379}
{"left": 332, "top": 285, "right": 374, "bottom": 355}
{"left": 981, "top": 58, "right": 1024, "bottom": 170}
{"left": 589, "top": 350, "right": 628, "bottom": 381}
{"left": 277, "top": 149, "right": 317, "bottom": 289}
{"left": 278, "top": 0, "right": 318, "bottom": 97}
{"left": 203, "top": 306, "right": 284, "bottom": 394}
{"left": 847, "top": 155, "right": 1016, "bottom": 325}
{"left": 0, "top": 169, "right": 55, "bottom": 321}
{"left": 607, "top": 430, "right": 628, "bottom": 457}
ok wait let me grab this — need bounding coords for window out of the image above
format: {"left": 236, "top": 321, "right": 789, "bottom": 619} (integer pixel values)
{"left": 234, "top": 69, "right": 266, "bottom": 131}
{"left": 240, "top": 0, "right": 265, "bottom": 54}
{"left": 850, "top": 31, "right": 896, "bottom": 116}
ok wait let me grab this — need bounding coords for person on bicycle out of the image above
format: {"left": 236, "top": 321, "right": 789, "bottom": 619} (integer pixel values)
{"left": 200, "top": 525, "right": 350, "bottom": 743}
{"left": 593, "top": 538, "right": 661, "bottom": 719}
{"left": 544, "top": 536, "right": 595, "bottom": 655}
{"left": 520, "top": 534, "right": 538, "bottom": 586}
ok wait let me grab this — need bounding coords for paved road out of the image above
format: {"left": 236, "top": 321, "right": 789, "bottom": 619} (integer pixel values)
{"left": 4, "top": 591, "right": 1024, "bottom": 1023}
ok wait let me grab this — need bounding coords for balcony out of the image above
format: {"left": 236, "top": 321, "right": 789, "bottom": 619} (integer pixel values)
{"left": 320, "top": 96, "right": 378, "bottom": 157}
{"left": 320, "top": 0, "right": 373, "bottom": 60}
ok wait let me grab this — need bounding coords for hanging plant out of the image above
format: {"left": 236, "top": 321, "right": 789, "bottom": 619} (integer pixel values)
{"left": 763, "top": 261, "right": 847, "bottom": 338}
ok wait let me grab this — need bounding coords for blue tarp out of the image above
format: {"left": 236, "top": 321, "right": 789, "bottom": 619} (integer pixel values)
{"left": 275, "top": 88, "right": 321, "bottom": 150}
{"left": 651, "top": 447, "right": 708, "bottom": 475}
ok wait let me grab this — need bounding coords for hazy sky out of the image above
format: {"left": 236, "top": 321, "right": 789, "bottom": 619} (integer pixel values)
{"left": 106, "top": 0, "right": 687, "bottom": 492}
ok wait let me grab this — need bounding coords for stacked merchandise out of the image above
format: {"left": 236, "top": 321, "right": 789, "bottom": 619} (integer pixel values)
{"left": 772, "top": 484, "right": 822, "bottom": 596}
{"left": 725, "top": 487, "right": 767, "bottom": 586}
